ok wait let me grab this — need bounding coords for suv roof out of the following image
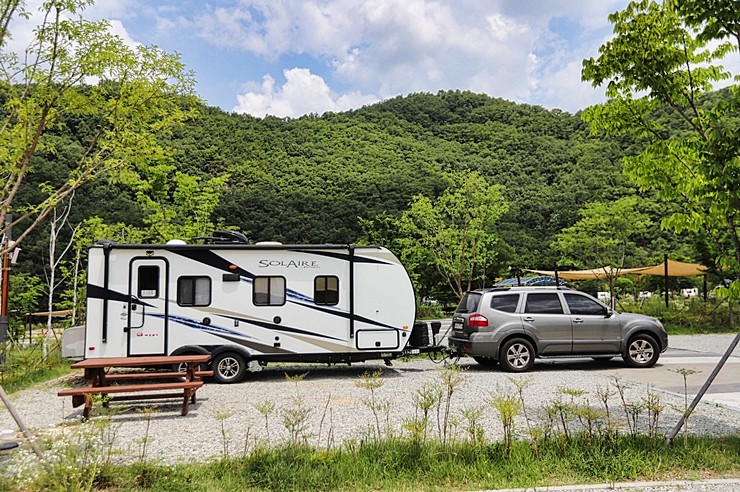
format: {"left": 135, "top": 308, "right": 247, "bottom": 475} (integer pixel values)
{"left": 467, "top": 286, "right": 572, "bottom": 294}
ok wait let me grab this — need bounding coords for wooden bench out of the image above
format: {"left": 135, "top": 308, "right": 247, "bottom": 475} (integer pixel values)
{"left": 103, "top": 370, "right": 214, "bottom": 382}
{"left": 58, "top": 381, "right": 204, "bottom": 419}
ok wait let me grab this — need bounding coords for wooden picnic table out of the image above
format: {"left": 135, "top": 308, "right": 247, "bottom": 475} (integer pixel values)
{"left": 58, "top": 355, "right": 212, "bottom": 419}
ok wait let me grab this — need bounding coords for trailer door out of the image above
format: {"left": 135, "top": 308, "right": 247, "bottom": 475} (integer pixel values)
{"left": 127, "top": 258, "right": 168, "bottom": 356}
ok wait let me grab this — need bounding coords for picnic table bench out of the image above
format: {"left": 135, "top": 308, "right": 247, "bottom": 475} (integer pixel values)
{"left": 58, "top": 355, "right": 212, "bottom": 419}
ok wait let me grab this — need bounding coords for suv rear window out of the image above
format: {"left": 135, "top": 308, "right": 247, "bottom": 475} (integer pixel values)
{"left": 490, "top": 294, "right": 520, "bottom": 313}
{"left": 524, "top": 293, "right": 564, "bottom": 314}
{"left": 456, "top": 292, "right": 482, "bottom": 313}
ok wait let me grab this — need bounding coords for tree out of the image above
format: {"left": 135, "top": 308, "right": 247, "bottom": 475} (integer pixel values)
{"left": 581, "top": 0, "right": 740, "bottom": 299}
{"left": 0, "top": 0, "right": 195, "bottom": 255}
{"left": 552, "top": 197, "right": 651, "bottom": 307}
{"left": 42, "top": 191, "right": 78, "bottom": 356}
{"left": 399, "top": 171, "right": 508, "bottom": 299}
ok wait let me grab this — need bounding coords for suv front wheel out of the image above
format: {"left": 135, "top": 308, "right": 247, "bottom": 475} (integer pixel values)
{"left": 500, "top": 338, "right": 535, "bottom": 372}
{"left": 623, "top": 334, "right": 659, "bottom": 368}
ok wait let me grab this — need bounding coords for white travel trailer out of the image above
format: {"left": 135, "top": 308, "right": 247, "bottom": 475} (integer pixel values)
{"left": 66, "top": 233, "right": 430, "bottom": 382}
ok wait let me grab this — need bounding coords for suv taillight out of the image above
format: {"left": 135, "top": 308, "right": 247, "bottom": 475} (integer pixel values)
{"left": 468, "top": 314, "right": 488, "bottom": 328}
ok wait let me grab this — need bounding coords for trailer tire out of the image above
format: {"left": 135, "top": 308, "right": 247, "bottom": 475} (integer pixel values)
{"left": 213, "top": 352, "right": 247, "bottom": 383}
{"left": 172, "top": 359, "right": 206, "bottom": 373}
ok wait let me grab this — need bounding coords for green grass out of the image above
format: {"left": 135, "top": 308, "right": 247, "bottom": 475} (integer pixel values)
{"left": 0, "top": 341, "right": 72, "bottom": 393}
{"left": 11, "top": 434, "right": 740, "bottom": 492}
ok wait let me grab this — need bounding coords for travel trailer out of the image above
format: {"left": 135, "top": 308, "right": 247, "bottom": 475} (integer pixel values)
{"left": 63, "top": 232, "right": 432, "bottom": 383}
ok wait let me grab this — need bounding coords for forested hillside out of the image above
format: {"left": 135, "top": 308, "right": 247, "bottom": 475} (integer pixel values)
{"left": 12, "top": 90, "right": 700, "bottom": 310}
{"left": 170, "top": 90, "right": 692, "bottom": 267}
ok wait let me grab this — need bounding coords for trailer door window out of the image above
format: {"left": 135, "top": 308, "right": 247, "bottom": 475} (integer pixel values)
{"left": 138, "top": 265, "right": 160, "bottom": 298}
{"left": 314, "top": 276, "right": 339, "bottom": 305}
{"left": 253, "top": 276, "right": 286, "bottom": 306}
{"left": 177, "top": 276, "right": 212, "bottom": 306}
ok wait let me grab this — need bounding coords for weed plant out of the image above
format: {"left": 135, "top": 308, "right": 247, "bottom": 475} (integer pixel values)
{"left": 5, "top": 434, "right": 737, "bottom": 492}
{"left": 620, "top": 296, "right": 736, "bottom": 333}
{"left": 0, "top": 340, "right": 71, "bottom": 392}
{"left": 3, "top": 364, "right": 739, "bottom": 491}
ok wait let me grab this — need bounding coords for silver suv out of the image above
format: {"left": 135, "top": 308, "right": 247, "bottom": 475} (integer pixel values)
{"left": 448, "top": 287, "right": 668, "bottom": 372}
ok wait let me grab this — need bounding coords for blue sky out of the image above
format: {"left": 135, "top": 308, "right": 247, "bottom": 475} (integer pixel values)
{"left": 17, "top": 0, "right": 639, "bottom": 118}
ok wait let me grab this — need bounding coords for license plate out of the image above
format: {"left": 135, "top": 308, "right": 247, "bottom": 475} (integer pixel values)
{"left": 453, "top": 322, "right": 462, "bottom": 330}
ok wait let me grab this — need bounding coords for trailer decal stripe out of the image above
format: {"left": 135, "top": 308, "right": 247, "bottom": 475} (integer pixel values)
{"left": 217, "top": 334, "right": 293, "bottom": 354}
{"left": 289, "top": 301, "right": 398, "bottom": 330}
{"left": 290, "top": 250, "right": 392, "bottom": 265}
{"left": 172, "top": 250, "right": 255, "bottom": 278}
{"left": 153, "top": 314, "right": 257, "bottom": 339}
{"left": 150, "top": 314, "right": 293, "bottom": 354}
{"left": 87, "top": 284, "right": 155, "bottom": 307}
{"left": 224, "top": 315, "right": 347, "bottom": 342}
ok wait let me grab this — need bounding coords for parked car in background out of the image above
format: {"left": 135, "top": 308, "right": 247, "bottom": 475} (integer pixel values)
{"left": 448, "top": 286, "right": 668, "bottom": 372}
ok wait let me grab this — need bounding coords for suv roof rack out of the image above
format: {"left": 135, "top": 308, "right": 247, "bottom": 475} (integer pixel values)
{"left": 507, "top": 286, "right": 572, "bottom": 291}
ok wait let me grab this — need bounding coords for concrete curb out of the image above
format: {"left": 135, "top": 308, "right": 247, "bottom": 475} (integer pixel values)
{"left": 478, "top": 478, "right": 740, "bottom": 491}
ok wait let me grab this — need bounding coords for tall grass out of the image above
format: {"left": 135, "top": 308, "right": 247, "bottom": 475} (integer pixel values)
{"left": 0, "top": 340, "right": 71, "bottom": 393}
{"left": 2, "top": 360, "right": 740, "bottom": 491}
{"left": 619, "top": 296, "right": 736, "bottom": 334}
{"left": 8, "top": 434, "right": 738, "bottom": 492}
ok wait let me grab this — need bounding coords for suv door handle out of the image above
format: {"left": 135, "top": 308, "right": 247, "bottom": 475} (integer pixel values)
{"left": 523, "top": 317, "right": 535, "bottom": 322}
{"left": 573, "top": 318, "right": 584, "bottom": 323}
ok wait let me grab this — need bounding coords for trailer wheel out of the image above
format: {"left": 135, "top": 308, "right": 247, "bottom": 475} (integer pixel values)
{"left": 213, "top": 352, "right": 246, "bottom": 383}
{"left": 172, "top": 360, "right": 206, "bottom": 373}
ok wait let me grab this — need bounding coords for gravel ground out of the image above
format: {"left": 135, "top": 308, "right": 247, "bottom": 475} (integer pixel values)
{"left": 664, "top": 334, "right": 739, "bottom": 355}
{"left": 1, "top": 334, "right": 739, "bottom": 485}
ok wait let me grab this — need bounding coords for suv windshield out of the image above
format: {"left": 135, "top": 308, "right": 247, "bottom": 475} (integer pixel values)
{"left": 456, "top": 292, "right": 482, "bottom": 313}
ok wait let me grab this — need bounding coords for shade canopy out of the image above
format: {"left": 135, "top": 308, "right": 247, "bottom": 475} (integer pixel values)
{"left": 526, "top": 259, "right": 707, "bottom": 281}
{"left": 624, "top": 259, "right": 707, "bottom": 277}
{"left": 526, "top": 266, "right": 618, "bottom": 280}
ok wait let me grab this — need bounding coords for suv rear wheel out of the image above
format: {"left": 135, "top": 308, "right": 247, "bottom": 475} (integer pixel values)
{"left": 623, "top": 334, "right": 659, "bottom": 368}
{"left": 500, "top": 338, "right": 535, "bottom": 372}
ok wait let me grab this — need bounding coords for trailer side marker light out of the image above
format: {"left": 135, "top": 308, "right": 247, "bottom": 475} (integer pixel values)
{"left": 402, "top": 325, "right": 409, "bottom": 330}
{"left": 229, "top": 264, "right": 237, "bottom": 270}
{"left": 88, "top": 346, "right": 95, "bottom": 351}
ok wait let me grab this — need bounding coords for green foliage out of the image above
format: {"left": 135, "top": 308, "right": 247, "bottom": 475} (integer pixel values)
{"left": 0, "top": 340, "right": 71, "bottom": 393}
{"left": 5, "top": 435, "right": 739, "bottom": 492}
{"left": 582, "top": 0, "right": 740, "bottom": 299}
{"left": 553, "top": 197, "right": 651, "bottom": 271}
{"left": 7, "top": 272, "right": 43, "bottom": 338}
{"left": 620, "top": 296, "right": 738, "bottom": 334}
{"left": 0, "top": 0, "right": 196, "bottom": 254}
{"left": 399, "top": 171, "right": 508, "bottom": 299}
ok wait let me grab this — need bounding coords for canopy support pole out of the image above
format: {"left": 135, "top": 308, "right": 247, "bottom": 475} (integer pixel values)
{"left": 664, "top": 254, "right": 669, "bottom": 308}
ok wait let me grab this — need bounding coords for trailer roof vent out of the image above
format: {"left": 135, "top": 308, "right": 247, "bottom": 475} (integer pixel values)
{"left": 255, "top": 241, "right": 283, "bottom": 246}
{"left": 166, "top": 239, "right": 187, "bottom": 245}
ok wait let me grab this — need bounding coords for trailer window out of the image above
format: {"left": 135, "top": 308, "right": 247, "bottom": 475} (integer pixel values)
{"left": 138, "top": 265, "right": 159, "bottom": 298}
{"left": 253, "top": 276, "right": 286, "bottom": 306}
{"left": 314, "top": 276, "right": 339, "bottom": 305}
{"left": 177, "top": 276, "right": 211, "bottom": 306}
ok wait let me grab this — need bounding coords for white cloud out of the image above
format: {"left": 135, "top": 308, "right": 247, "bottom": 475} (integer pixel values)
{"left": 200, "top": 0, "right": 613, "bottom": 114}
{"left": 72, "top": 0, "right": 642, "bottom": 115}
{"left": 233, "top": 67, "right": 378, "bottom": 117}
